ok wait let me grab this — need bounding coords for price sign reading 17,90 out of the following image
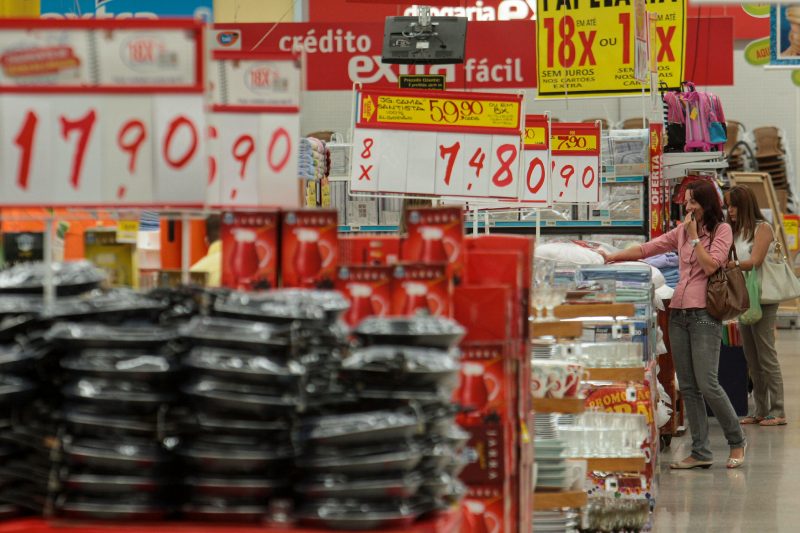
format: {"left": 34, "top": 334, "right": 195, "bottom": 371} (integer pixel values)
{"left": 535, "top": 0, "right": 686, "bottom": 98}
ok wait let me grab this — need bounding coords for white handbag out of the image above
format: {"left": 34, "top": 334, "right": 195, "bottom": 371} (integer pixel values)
{"left": 759, "top": 240, "right": 800, "bottom": 304}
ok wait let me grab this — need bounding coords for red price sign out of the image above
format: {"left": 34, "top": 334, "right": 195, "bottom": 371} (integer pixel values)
{"left": 521, "top": 114, "right": 550, "bottom": 204}
{"left": 0, "top": 94, "right": 206, "bottom": 206}
{"left": 549, "top": 122, "right": 600, "bottom": 204}
{"left": 350, "top": 88, "right": 524, "bottom": 200}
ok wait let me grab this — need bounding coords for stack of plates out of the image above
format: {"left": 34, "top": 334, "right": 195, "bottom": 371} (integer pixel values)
{"left": 534, "top": 414, "right": 558, "bottom": 440}
{"left": 534, "top": 439, "right": 569, "bottom": 491}
{"left": 531, "top": 339, "right": 557, "bottom": 360}
{"left": 533, "top": 509, "right": 580, "bottom": 532}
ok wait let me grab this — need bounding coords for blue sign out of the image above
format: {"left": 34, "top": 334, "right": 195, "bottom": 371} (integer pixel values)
{"left": 41, "top": 0, "right": 213, "bottom": 20}
{"left": 771, "top": 5, "right": 800, "bottom": 67}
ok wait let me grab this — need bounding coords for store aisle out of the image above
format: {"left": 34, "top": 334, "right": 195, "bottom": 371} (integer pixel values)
{"left": 653, "top": 328, "right": 800, "bottom": 532}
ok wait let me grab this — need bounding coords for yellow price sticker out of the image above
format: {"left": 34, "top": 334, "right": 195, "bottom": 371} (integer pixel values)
{"left": 551, "top": 134, "right": 598, "bottom": 152}
{"left": 524, "top": 126, "right": 548, "bottom": 147}
{"left": 373, "top": 95, "right": 520, "bottom": 130}
{"left": 116, "top": 220, "right": 139, "bottom": 244}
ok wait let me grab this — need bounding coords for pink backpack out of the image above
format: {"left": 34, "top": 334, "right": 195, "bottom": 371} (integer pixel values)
{"left": 680, "top": 82, "right": 726, "bottom": 152}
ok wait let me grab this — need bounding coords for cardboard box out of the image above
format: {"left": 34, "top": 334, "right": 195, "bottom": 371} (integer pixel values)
{"left": 338, "top": 235, "right": 401, "bottom": 266}
{"left": 462, "top": 486, "right": 513, "bottom": 533}
{"left": 335, "top": 265, "right": 393, "bottom": 326}
{"left": 402, "top": 206, "right": 464, "bottom": 282}
{"left": 2, "top": 232, "right": 43, "bottom": 266}
{"left": 454, "top": 286, "right": 512, "bottom": 343}
{"left": 391, "top": 263, "right": 451, "bottom": 317}
{"left": 459, "top": 420, "right": 516, "bottom": 487}
{"left": 281, "top": 209, "right": 338, "bottom": 288}
{"left": 221, "top": 211, "right": 279, "bottom": 291}
{"left": 85, "top": 228, "right": 138, "bottom": 288}
{"left": 465, "top": 235, "right": 534, "bottom": 288}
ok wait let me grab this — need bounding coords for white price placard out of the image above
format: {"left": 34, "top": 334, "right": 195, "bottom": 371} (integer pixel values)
{"left": 549, "top": 123, "right": 601, "bottom": 204}
{"left": 520, "top": 115, "right": 550, "bottom": 205}
{"left": 350, "top": 88, "right": 524, "bottom": 200}
{"left": 211, "top": 52, "right": 302, "bottom": 108}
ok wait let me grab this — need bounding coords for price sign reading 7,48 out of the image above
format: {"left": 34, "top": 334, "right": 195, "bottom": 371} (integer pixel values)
{"left": 535, "top": 0, "right": 686, "bottom": 98}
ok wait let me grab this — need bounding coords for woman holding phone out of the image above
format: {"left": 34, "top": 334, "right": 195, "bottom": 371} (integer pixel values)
{"left": 598, "top": 180, "right": 746, "bottom": 469}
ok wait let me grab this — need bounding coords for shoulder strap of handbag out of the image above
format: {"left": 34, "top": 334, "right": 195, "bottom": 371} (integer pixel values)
{"left": 710, "top": 223, "right": 738, "bottom": 263}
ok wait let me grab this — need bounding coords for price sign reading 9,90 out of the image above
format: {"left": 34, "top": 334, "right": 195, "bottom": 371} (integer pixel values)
{"left": 549, "top": 122, "right": 601, "bottom": 204}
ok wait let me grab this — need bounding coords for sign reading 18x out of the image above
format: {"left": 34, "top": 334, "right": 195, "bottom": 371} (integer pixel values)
{"left": 535, "top": 0, "right": 686, "bottom": 98}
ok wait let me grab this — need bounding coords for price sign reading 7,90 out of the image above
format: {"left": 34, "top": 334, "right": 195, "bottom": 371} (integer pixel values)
{"left": 549, "top": 122, "right": 601, "bottom": 204}
{"left": 535, "top": 0, "right": 686, "bottom": 98}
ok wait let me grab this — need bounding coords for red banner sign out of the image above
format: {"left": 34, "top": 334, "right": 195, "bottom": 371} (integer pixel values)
{"left": 215, "top": 18, "right": 733, "bottom": 91}
{"left": 649, "top": 123, "right": 665, "bottom": 239}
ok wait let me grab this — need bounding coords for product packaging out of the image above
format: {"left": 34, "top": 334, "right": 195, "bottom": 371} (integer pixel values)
{"left": 391, "top": 263, "right": 451, "bottom": 317}
{"left": 2, "top": 232, "right": 44, "bottom": 266}
{"left": 453, "top": 286, "right": 512, "bottom": 344}
{"left": 461, "top": 485, "right": 513, "bottom": 533}
{"left": 402, "top": 206, "right": 464, "bottom": 282}
{"left": 335, "top": 265, "right": 393, "bottom": 326}
{"left": 84, "top": 228, "right": 138, "bottom": 288}
{"left": 221, "top": 211, "right": 279, "bottom": 291}
{"left": 281, "top": 209, "right": 338, "bottom": 288}
{"left": 338, "top": 235, "right": 401, "bottom": 266}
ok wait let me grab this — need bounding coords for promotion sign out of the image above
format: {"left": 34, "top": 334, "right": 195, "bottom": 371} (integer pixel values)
{"left": 41, "top": 0, "right": 213, "bottom": 20}
{"left": 549, "top": 122, "right": 601, "bottom": 203}
{"left": 521, "top": 114, "right": 550, "bottom": 205}
{"left": 649, "top": 123, "right": 665, "bottom": 239}
{"left": 535, "top": 0, "right": 686, "bottom": 97}
{"left": 0, "top": 19, "right": 207, "bottom": 207}
{"left": 215, "top": 21, "right": 537, "bottom": 91}
{"left": 207, "top": 51, "right": 301, "bottom": 208}
{"left": 770, "top": 4, "right": 800, "bottom": 66}
{"left": 350, "top": 88, "right": 524, "bottom": 200}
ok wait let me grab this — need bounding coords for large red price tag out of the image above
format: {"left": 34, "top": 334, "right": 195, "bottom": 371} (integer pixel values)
{"left": 520, "top": 114, "right": 550, "bottom": 205}
{"left": 550, "top": 122, "right": 601, "bottom": 204}
{"left": 350, "top": 88, "right": 524, "bottom": 200}
{"left": 0, "top": 94, "right": 206, "bottom": 206}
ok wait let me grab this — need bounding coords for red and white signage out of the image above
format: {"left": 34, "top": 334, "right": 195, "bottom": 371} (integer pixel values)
{"left": 214, "top": 21, "right": 536, "bottom": 91}
{"left": 649, "top": 123, "right": 665, "bottom": 239}
{"left": 520, "top": 114, "right": 550, "bottom": 205}
{"left": 350, "top": 88, "right": 524, "bottom": 200}
{"left": 207, "top": 51, "right": 301, "bottom": 208}
{"left": 0, "top": 19, "right": 206, "bottom": 207}
{"left": 549, "top": 123, "right": 601, "bottom": 204}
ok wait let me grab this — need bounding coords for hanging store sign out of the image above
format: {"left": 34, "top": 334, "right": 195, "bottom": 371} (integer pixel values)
{"left": 520, "top": 114, "right": 550, "bottom": 205}
{"left": 206, "top": 51, "right": 301, "bottom": 209}
{"left": 535, "top": 0, "right": 686, "bottom": 98}
{"left": 350, "top": 88, "right": 524, "bottom": 200}
{"left": 0, "top": 19, "right": 207, "bottom": 207}
{"left": 649, "top": 123, "right": 665, "bottom": 239}
{"left": 770, "top": 4, "right": 800, "bottom": 67}
{"left": 549, "top": 122, "right": 601, "bottom": 203}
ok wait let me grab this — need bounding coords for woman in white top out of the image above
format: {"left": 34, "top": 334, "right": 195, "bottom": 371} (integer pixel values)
{"left": 725, "top": 185, "right": 786, "bottom": 426}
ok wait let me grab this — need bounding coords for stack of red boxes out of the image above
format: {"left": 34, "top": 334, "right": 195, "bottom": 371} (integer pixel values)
{"left": 456, "top": 235, "right": 534, "bottom": 533}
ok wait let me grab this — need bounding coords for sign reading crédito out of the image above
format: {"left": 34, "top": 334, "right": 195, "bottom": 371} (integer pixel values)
{"left": 535, "top": 0, "right": 686, "bottom": 98}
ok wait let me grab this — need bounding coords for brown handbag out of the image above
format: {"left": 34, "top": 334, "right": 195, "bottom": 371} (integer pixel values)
{"left": 706, "top": 243, "right": 750, "bottom": 321}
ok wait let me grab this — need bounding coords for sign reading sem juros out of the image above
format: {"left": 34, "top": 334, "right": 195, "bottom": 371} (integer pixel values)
{"left": 535, "top": 0, "right": 686, "bottom": 98}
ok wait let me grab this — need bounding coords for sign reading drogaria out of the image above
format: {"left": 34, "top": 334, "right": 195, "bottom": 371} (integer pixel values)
{"left": 308, "top": 0, "right": 536, "bottom": 22}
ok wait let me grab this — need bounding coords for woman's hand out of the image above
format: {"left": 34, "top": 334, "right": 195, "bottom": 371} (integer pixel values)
{"left": 597, "top": 249, "right": 610, "bottom": 264}
{"left": 684, "top": 212, "right": 699, "bottom": 239}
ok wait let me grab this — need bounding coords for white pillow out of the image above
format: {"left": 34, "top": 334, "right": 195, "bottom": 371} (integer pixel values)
{"left": 535, "top": 243, "right": 604, "bottom": 265}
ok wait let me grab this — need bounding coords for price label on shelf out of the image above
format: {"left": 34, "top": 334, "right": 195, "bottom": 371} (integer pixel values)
{"left": 520, "top": 114, "right": 550, "bottom": 205}
{"left": 550, "top": 122, "right": 601, "bottom": 204}
{"left": 535, "top": 0, "right": 685, "bottom": 98}
{"left": 351, "top": 88, "right": 524, "bottom": 200}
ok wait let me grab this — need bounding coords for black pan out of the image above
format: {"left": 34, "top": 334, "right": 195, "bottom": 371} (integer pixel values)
{"left": 341, "top": 346, "right": 460, "bottom": 385}
{"left": 62, "top": 473, "right": 168, "bottom": 495}
{"left": 181, "top": 501, "right": 268, "bottom": 523}
{"left": 57, "top": 500, "right": 170, "bottom": 521}
{"left": 62, "top": 438, "right": 170, "bottom": 472}
{"left": 295, "top": 409, "right": 421, "bottom": 446}
{"left": 182, "top": 411, "right": 291, "bottom": 438}
{"left": 185, "top": 476, "right": 286, "bottom": 499}
{"left": 63, "top": 406, "right": 166, "bottom": 437}
{"left": 182, "top": 379, "right": 297, "bottom": 417}
{"left": 295, "top": 472, "right": 423, "bottom": 499}
{"left": 61, "top": 350, "right": 177, "bottom": 382}
{"left": 62, "top": 378, "right": 175, "bottom": 413}
{"left": 183, "top": 347, "right": 304, "bottom": 386}
{"left": 0, "top": 375, "right": 36, "bottom": 405}
{"left": 297, "top": 499, "right": 419, "bottom": 531}
{"left": 46, "top": 322, "right": 175, "bottom": 349}
{"left": 178, "top": 443, "right": 293, "bottom": 474}
{"left": 354, "top": 316, "right": 465, "bottom": 349}
{"left": 179, "top": 316, "right": 291, "bottom": 352}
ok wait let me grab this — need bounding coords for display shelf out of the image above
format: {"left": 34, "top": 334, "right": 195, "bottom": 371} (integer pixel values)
{"left": 553, "top": 303, "right": 636, "bottom": 319}
{"left": 532, "top": 397, "right": 586, "bottom": 414}
{"left": 530, "top": 320, "right": 583, "bottom": 339}
{"left": 338, "top": 225, "right": 399, "bottom": 233}
{"left": 663, "top": 151, "right": 728, "bottom": 180}
{"left": 581, "top": 456, "right": 647, "bottom": 472}
{"left": 585, "top": 367, "right": 647, "bottom": 382}
{"left": 532, "top": 490, "right": 588, "bottom": 510}
{"left": 0, "top": 512, "right": 461, "bottom": 533}
{"left": 601, "top": 175, "right": 645, "bottom": 184}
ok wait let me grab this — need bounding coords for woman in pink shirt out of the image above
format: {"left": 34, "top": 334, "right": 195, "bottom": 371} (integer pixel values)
{"left": 599, "top": 180, "right": 746, "bottom": 469}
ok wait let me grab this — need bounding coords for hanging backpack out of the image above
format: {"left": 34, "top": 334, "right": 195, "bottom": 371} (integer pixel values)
{"left": 680, "top": 81, "right": 727, "bottom": 152}
{"left": 663, "top": 91, "right": 685, "bottom": 153}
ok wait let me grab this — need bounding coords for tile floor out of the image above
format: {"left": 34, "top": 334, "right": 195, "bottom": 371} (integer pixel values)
{"left": 652, "top": 328, "right": 800, "bottom": 532}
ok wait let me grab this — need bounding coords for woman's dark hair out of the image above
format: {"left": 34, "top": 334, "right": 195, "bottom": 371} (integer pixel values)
{"left": 686, "top": 180, "right": 724, "bottom": 233}
{"left": 726, "top": 185, "right": 766, "bottom": 241}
